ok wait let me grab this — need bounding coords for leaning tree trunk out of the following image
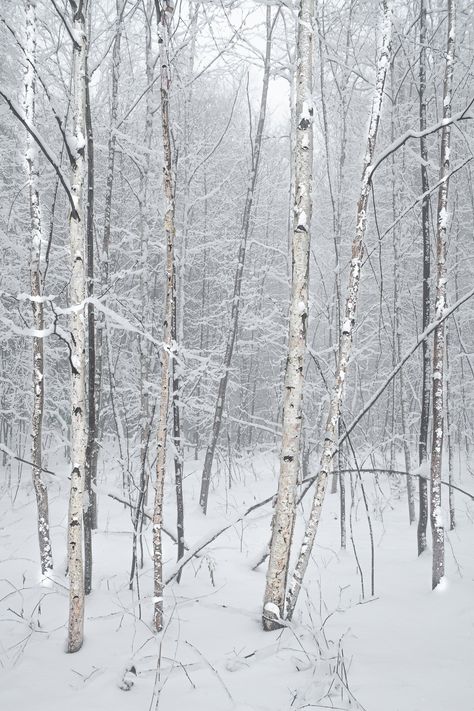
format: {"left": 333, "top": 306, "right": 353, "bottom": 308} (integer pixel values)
{"left": 67, "top": 0, "right": 88, "bottom": 654}
{"left": 430, "top": 0, "right": 455, "bottom": 591}
{"left": 262, "top": 0, "right": 314, "bottom": 631}
{"left": 24, "top": 0, "right": 53, "bottom": 576}
{"left": 284, "top": 0, "right": 392, "bottom": 623}
{"left": 153, "top": 0, "right": 177, "bottom": 633}
{"left": 199, "top": 6, "right": 275, "bottom": 514}
{"left": 417, "top": 0, "right": 431, "bottom": 556}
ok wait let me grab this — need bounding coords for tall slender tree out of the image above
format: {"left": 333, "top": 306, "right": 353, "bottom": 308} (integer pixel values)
{"left": 430, "top": 0, "right": 455, "bottom": 590}
{"left": 84, "top": 0, "right": 95, "bottom": 597}
{"left": 417, "top": 0, "right": 431, "bottom": 556}
{"left": 24, "top": 0, "right": 53, "bottom": 576}
{"left": 130, "top": 0, "right": 155, "bottom": 590}
{"left": 284, "top": 0, "right": 392, "bottom": 623}
{"left": 153, "top": 0, "right": 177, "bottom": 633}
{"left": 67, "top": 0, "right": 88, "bottom": 654}
{"left": 262, "top": 0, "right": 314, "bottom": 631}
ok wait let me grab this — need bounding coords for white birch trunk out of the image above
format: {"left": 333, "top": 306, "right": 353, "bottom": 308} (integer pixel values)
{"left": 417, "top": 0, "right": 431, "bottom": 556}
{"left": 262, "top": 0, "right": 314, "bottom": 631}
{"left": 24, "top": 0, "right": 53, "bottom": 576}
{"left": 153, "top": 0, "right": 176, "bottom": 633}
{"left": 285, "top": 0, "right": 392, "bottom": 622}
{"left": 130, "top": 0, "right": 155, "bottom": 589}
{"left": 430, "top": 0, "right": 455, "bottom": 590}
{"left": 67, "top": 0, "right": 88, "bottom": 654}
{"left": 445, "top": 323, "right": 455, "bottom": 531}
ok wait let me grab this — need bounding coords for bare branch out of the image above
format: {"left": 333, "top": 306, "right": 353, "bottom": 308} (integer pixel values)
{"left": 341, "top": 285, "right": 474, "bottom": 444}
{"left": 0, "top": 88, "right": 78, "bottom": 218}
{"left": 369, "top": 102, "right": 473, "bottom": 178}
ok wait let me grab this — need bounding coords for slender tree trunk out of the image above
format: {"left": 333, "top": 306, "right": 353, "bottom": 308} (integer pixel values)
{"left": 390, "top": 69, "right": 415, "bottom": 524}
{"left": 445, "top": 323, "right": 455, "bottom": 530}
{"left": 153, "top": 0, "right": 177, "bottom": 633}
{"left": 24, "top": 0, "right": 53, "bottom": 576}
{"left": 67, "top": 0, "right": 87, "bottom": 654}
{"left": 94, "top": 0, "right": 125, "bottom": 482}
{"left": 340, "top": 468, "right": 346, "bottom": 549}
{"left": 171, "top": 296, "right": 185, "bottom": 577}
{"left": 171, "top": 1, "right": 198, "bottom": 579}
{"left": 284, "top": 0, "right": 392, "bottom": 623}
{"left": 200, "top": 6, "right": 275, "bottom": 514}
{"left": 417, "top": 0, "right": 431, "bottom": 556}
{"left": 130, "top": 0, "right": 155, "bottom": 589}
{"left": 430, "top": 0, "right": 455, "bottom": 590}
{"left": 316, "top": 5, "right": 338, "bottom": 499}
{"left": 262, "top": 0, "right": 314, "bottom": 631}
{"left": 84, "top": 0, "right": 95, "bottom": 597}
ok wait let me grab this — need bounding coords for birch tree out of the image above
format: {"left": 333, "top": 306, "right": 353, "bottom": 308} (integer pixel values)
{"left": 153, "top": 0, "right": 177, "bottom": 633}
{"left": 67, "top": 0, "right": 88, "bottom": 654}
{"left": 417, "top": 0, "right": 431, "bottom": 556}
{"left": 130, "top": 0, "right": 155, "bottom": 589}
{"left": 284, "top": 0, "right": 392, "bottom": 623}
{"left": 84, "top": 0, "right": 95, "bottom": 596}
{"left": 24, "top": 0, "right": 53, "bottom": 576}
{"left": 262, "top": 0, "right": 314, "bottom": 631}
{"left": 430, "top": 0, "right": 455, "bottom": 590}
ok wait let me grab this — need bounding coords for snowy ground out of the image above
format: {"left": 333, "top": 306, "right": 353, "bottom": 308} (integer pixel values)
{"left": 1, "top": 451, "right": 473, "bottom": 711}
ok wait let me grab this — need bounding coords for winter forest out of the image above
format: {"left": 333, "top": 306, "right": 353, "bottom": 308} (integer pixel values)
{"left": 1, "top": 0, "right": 473, "bottom": 708}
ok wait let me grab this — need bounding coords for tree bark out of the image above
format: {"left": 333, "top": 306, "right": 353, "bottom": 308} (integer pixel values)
{"left": 84, "top": 0, "right": 95, "bottom": 597}
{"left": 262, "top": 0, "right": 314, "bottom": 631}
{"left": 284, "top": 0, "right": 392, "bottom": 623}
{"left": 417, "top": 0, "right": 431, "bottom": 557}
{"left": 130, "top": 0, "right": 155, "bottom": 590}
{"left": 445, "top": 323, "right": 455, "bottom": 530}
{"left": 67, "top": 0, "right": 88, "bottom": 654}
{"left": 24, "top": 0, "right": 53, "bottom": 576}
{"left": 153, "top": 0, "right": 177, "bottom": 633}
{"left": 430, "top": 0, "right": 455, "bottom": 590}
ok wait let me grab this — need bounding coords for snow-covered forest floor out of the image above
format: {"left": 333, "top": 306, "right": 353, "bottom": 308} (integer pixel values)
{"left": 1, "top": 452, "right": 473, "bottom": 711}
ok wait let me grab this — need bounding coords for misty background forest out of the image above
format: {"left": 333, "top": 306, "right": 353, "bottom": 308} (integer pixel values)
{"left": 1, "top": 0, "right": 473, "bottom": 709}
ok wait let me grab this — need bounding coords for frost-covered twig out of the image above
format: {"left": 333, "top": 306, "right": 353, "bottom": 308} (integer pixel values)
{"left": 340, "top": 284, "right": 474, "bottom": 445}
{"left": 0, "top": 89, "right": 76, "bottom": 216}
{"left": 368, "top": 101, "right": 473, "bottom": 178}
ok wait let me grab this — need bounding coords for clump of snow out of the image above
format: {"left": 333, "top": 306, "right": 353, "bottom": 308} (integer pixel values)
{"left": 263, "top": 602, "right": 280, "bottom": 618}
{"left": 439, "top": 207, "right": 449, "bottom": 229}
